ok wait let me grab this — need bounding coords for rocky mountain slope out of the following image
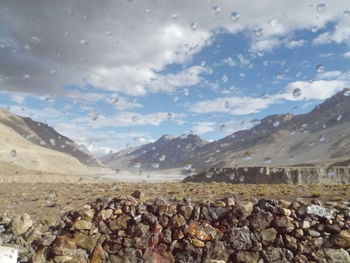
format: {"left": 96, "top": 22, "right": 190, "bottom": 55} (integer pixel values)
{"left": 104, "top": 90, "right": 350, "bottom": 171}
{"left": 0, "top": 109, "right": 101, "bottom": 167}
{"left": 102, "top": 134, "right": 208, "bottom": 170}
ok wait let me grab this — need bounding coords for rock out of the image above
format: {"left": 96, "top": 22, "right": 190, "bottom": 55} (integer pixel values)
{"left": 306, "top": 205, "right": 335, "bottom": 220}
{"left": 10, "top": 213, "right": 33, "bottom": 235}
{"left": 312, "top": 237, "right": 323, "bottom": 247}
{"left": 178, "top": 205, "right": 193, "bottom": 220}
{"left": 51, "top": 236, "right": 76, "bottom": 256}
{"left": 234, "top": 202, "right": 254, "bottom": 218}
{"left": 229, "top": 226, "right": 252, "bottom": 251}
{"left": 279, "top": 200, "right": 291, "bottom": 208}
{"left": 275, "top": 216, "right": 295, "bottom": 233}
{"left": 236, "top": 251, "right": 260, "bottom": 263}
{"left": 260, "top": 228, "right": 277, "bottom": 243}
{"left": 91, "top": 245, "right": 106, "bottom": 263}
{"left": 131, "top": 190, "right": 144, "bottom": 199}
{"left": 99, "top": 209, "right": 113, "bottom": 221}
{"left": 262, "top": 247, "right": 293, "bottom": 263}
{"left": 307, "top": 229, "right": 320, "bottom": 237}
{"left": 109, "top": 214, "right": 131, "bottom": 230}
{"left": 280, "top": 208, "right": 292, "bottom": 216}
{"left": 301, "top": 220, "right": 311, "bottom": 229}
{"left": 172, "top": 229, "right": 184, "bottom": 240}
{"left": 250, "top": 211, "right": 273, "bottom": 230}
{"left": 73, "top": 220, "right": 92, "bottom": 230}
{"left": 74, "top": 233, "right": 99, "bottom": 251}
{"left": 171, "top": 214, "right": 186, "bottom": 227}
{"left": 333, "top": 230, "right": 350, "bottom": 248}
{"left": 190, "top": 238, "right": 205, "bottom": 248}
{"left": 188, "top": 222, "right": 217, "bottom": 241}
{"left": 323, "top": 248, "right": 350, "bottom": 263}
{"left": 67, "top": 248, "right": 89, "bottom": 263}
{"left": 144, "top": 244, "right": 174, "bottom": 263}
{"left": 293, "top": 254, "right": 310, "bottom": 263}
{"left": 284, "top": 234, "right": 297, "bottom": 251}
{"left": 213, "top": 200, "right": 226, "bottom": 207}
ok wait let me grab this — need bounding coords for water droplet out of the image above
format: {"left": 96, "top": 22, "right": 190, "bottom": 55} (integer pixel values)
{"left": 172, "top": 14, "right": 178, "bottom": 20}
{"left": 151, "top": 162, "right": 160, "bottom": 169}
{"left": 243, "top": 167, "right": 249, "bottom": 172}
{"left": 50, "top": 69, "right": 56, "bottom": 74}
{"left": 273, "top": 121, "right": 280, "bottom": 127}
{"left": 64, "top": 32, "right": 70, "bottom": 37}
{"left": 205, "top": 157, "right": 213, "bottom": 163}
{"left": 23, "top": 74, "right": 31, "bottom": 79}
{"left": 130, "top": 161, "right": 141, "bottom": 169}
{"left": 49, "top": 138, "right": 56, "bottom": 146}
{"left": 132, "top": 115, "right": 139, "bottom": 122}
{"left": 24, "top": 44, "right": 32, "bottom": 51}
{"left": 319, "top": 136, "right": 325, "bottom": 142}
{"left": 254, "top": 27, "right": 263, "bottom": 37}
{"left": 48, "top": 190, "right": 57, "bottom": 201}
{"left": 343, "top": 88, "right": 350, "bottom": 96}
{"left": 159, "top": 154, "right": 166, "bottom": 162}
{"left": 205, "top": 173, "right": 213, "bottom": 179}
{"left": 190, "top": 22, "right": 198, "bottom": 31}
{"left": 344, "top": 10, "right": 350, "bottom": 16}
{"left": 264, "top": 157, "right": 272, "bottom": 164}
{"left": 316, "top": 64, "right": 326, "bottom": 73}
{"left": 310, "top": 26, "right": 318, "bottom": 32}
{"left": 183, "top": 162, "right": 192, "bottom": 171}
{"left": 243, "top": 152, "right": 252, "bottom": 161}
{"left": 229, "top": 174, "right": 235, "bottom": 180}
{"left": 316, "top": 3, "right": 326, "bottom": 12}
{"left": 337, "top": 115, "right": 342, "bottom": 121}
{"left": 10, "top": 149, "right": 17, "bottom": 158}
{"left": 224, "top": 101, "right": 230, "bottom": 109}
{"left": 145, "top": 9, "right": 151, "bottom": 14}
{"left": 230, "top": 11, "right": 240, "bottom": 22}
{"left": 80, "top": 39, "right": 89, "bottom": 45}
{"left": 327, "top": 168, "right": 335, "bottom": 177}
{"left": 309, "top": 141, "right": 315, "bottom": 147}
{"left": 212, "top": 5, "right": 221, "bottom": 15}
{"left": 239, "top": 175, "right": 245, "bottom": 182}
{"left": 105, "top": 31, "right": 112, "bottom": 36}
{"left": 293, "top": 88, "right": 302, "bottom": 97}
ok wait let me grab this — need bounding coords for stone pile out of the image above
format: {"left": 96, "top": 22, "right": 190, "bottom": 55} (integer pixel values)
{"left": 1, "top": 193, "right": 350, "bottom": 262}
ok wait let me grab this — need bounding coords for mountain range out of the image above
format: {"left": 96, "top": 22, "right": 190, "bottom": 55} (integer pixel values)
{"left": 102, "top": 90, "right": 350, "bottom": 171}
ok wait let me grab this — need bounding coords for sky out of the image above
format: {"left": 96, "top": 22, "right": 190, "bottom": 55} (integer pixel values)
{"left": 0, "top": 0, "right": 350, "bottom": 156}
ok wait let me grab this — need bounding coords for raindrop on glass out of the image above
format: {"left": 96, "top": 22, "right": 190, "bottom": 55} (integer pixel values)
{"left": 336, "top": 115, "right": 342, "bottom": 121}
{"left": 239, "top": 175, "right": 245, "bottom": 182}
{"left": 151, "top": 162, "right": 160, "bottom": 169}
{"left": 183, "top": 162, "right": 192, "bottom": 171}
{"left": 309, "top": 141, "right": 315, "bottom": 147}
{"left": 49, "top": 138, "right": 56, "bottom": 146}
{"left": 230, "top": 11, "right": 240, "bottom": 22}
{"left": 293, "top": 88, "right": 302, "bottom": 97}
{"left": 343, "top": 89, "right": 350, "bottom": 96}
{"left": 327, "top": 168, "right": 335, "bottom": 177}
{"left": 224, "top": 101, "right": 230, "bottom": 109}
{"left": 254, "top": 27, "right": 263, "bottom": 37}
{"left": 132, "top": 161, "right": 141, "bottom": 169}
{"left": 10, "top": 149, "right": 17, "bottom": 158}
{"left": 105, "top": 31, "right": 112, "bottom": 36}
{"left": 243, "top": 152, "right": 252, "bottom": 161}
{"left": 190, "top": 22, "right": 198, "bottom": 31}
{"left": 344, "top": 10, "right": 350, "bottom": 16}
{"left": 273, "top": 121, "right": 280, "bottom": 127}
{"left": 316, "top": 64, "right": 326, "bottom": 73}
{"left": 212, "top": 5, "right": 221, "bottom": 15}
{"left": 264, "top": 157, "right": 272, "bottom": 164}
{"left": 172, "top": 14, "right": 178, "bottom": 20}
{"left": 132, "top": 115, "right": 139, "bottom": 122}
{"left": 159, "top": 154, "right": 166, "bottom": 162}
{"left": 23, "top": 74, "right": 31, "bottom": 79}
{"left": 316, "top": 3, "right": 326, "bottom": 12}
{"left": 80, "top": 39, "right": 89, "bottom": 45}
{"left": 24, "top": 44, "right": 32, "bottom": 51}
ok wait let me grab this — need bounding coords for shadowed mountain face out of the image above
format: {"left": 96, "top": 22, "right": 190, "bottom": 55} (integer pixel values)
{"left": 0, "top": 109, "right": 101, "bottom": 167}
{"left": 101, "top": 134, "right": 208, "bottom": 170}
{"left": 103, "top": 91, "right": 350, "bottom": 171}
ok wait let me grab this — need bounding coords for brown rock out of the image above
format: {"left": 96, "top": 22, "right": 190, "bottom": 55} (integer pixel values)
{"left": 260, "top": 228, "right": 277, "bottom": 243}
{"left": 187, "top": 222, "right": 217, "bottom": 241}
{"left": 171, "top": 214, "right": 186, "bottom": 227}
{"left": 191, "top": 238, "right": 205, "bottom": 247}
{"left": 74, "top": 233, "right": 99, "bottom": 251}
{"left": 333, "top": 230, "right": 350, "bottom": 248}
{"left": 132, "top": 190, "right": 144, "bottom": 199}
{"left": 234, "top": 201, "right": 254, "bottom": 218}
{"left": 99, "top": 209, "right": 114, "bottom": 221}
{"left": 10, "top": 213, "right": 33, "bottom": 235}
{"left": 91, "top": 245, "right": 106, "bottom": 263}
{"left": 236, "top": 251, "right": 260, "bottom": 263}
{"left": 110, "top": 214, "right": 131, "bottom": 230}
{"left": 73, "top": 220, "right": 93, "bottom": 230}
{"left": 52, "top": 236, "right": 77, "bottom": 256}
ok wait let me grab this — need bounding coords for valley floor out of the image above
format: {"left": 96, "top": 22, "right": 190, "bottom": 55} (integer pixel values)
{"left": 1, "top": 182, "right": 350, "bottom": 222}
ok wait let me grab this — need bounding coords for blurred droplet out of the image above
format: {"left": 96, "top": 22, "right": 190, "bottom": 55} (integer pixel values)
{"left": 293, "top": 88, "right": 302, "bottom": 97}
{"left": 80, "top": 39, "right": 89, "bottom": 45}
{"left": 183, "top": 162, "right": 192, "bottom": 171}
{"left": 316, "top": 3, "right": 326, "bottom": 12}
{"left": 172, "top": 14, "right": 178, "bottom": 20}
{"left": 264, "top": 157, "right": 272, "bottom": 164}
{"left": 344, "top": 10, "right": 350, "bottom": 16}
{"left": 190, "top": 22, "right": 198, "bottom": 31}
{"left": 145, "top": 9, "right": 151, "bottom": 14}
{"left": 105, "top": 31, "right": 112, "bottom": 36}
{"left": 132, "top": 115, "right": 139, "bottom": 122}
{"left": 243, "top": 167, "right": 249, "bottom": 172}
{"left": 23, "top": 74, "right": 31, "bottom": 79}
{"left": 132, "top": 161, "right": 141, "bottom": 169}
{"left": 24, "top": 44, "right": 32, "bottom": 51}
{"left": 239, "top": 175, "right": 245, "bottom": 182}
{"left": 49, "top": 138, "right": 56, "bottom": 146}
{"left": 327, "top": 168, "right": 335, "bottom": 177}
{"left": 10, "top": 149, "right": 17, "bottom": 158}
{"left": 343, "top": 89, "right": 350, "bottom": 96}
{"left": 159, "top": 154, "right": 166, "bottom": 162}
{"left": 50, "top": 69, "right": 56, "bottom": 74}
{"left": 337, "top": 115, "right": 342, "bottom": 121}
{"left": 230, "top": 11, "right": 240, "bottom": 22}
{"left": 229, "top": 174, "right": 235, "bottom": 180}
{"left": 316, "top": 64, "right": 326, "bottom": 73}
{"left": 224, "top": 101, "right": 230, "bottom": 109}
{"left": 151, "top": 162, "right": 160, "bottom": 169}
{"left": 273, "top": 121, "right": 280, "bottom": 127}
{"left": 243, "top": 152, "right": 252, "bottom": 161}
{"left": 309, "top": 141, "right": 315, "bottom": 147}
{"left": 319, "top": 136, "right": 325, "bottom": 142}
{"left": 48, "top": 190, "right": 57, "bottom": 201}
{"left": 212, "top": 5, "right": 221, "bottom": 15}
{"left": 254, "top": 27, "right": 263, "bottom": 37}
{"left": 310, "top": 26, "right": 318, "bottom": 32}
{"left": 64, "top": 32, "right": 70, "bottom": 37}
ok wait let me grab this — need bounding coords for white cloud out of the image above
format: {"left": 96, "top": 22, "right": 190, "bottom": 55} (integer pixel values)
{"left": 192, "top": 122, "right": 216, "bottom": 134}
{"left": 344, "top": 51, "right": 350, "bottom": 58}
{"left": 313, "top": 16, "right": 350, "bottom": 45}
{"left": 10, "top": 95, "right": 25, "bottom": 104}
{"left": 190, "top": 96, "right": 276, "bottom": 115}
{"left": 316, "top": 71, "right": 343, "bottom": 80}
{"left": 284, "top": 39, "right": 305, "bottom": 49}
